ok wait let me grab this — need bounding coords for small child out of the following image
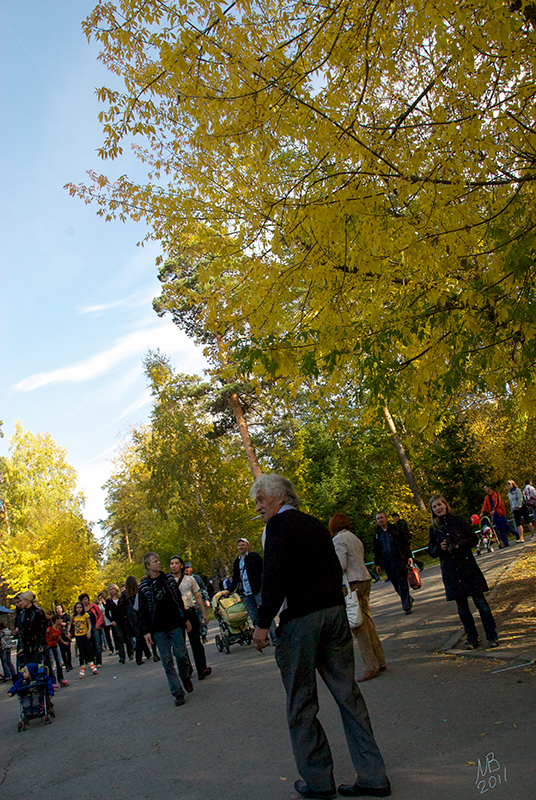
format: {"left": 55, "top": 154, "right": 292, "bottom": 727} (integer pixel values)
{"left": 71, "top": 602, "right": 98, "bottom": 679}
{"left": 46, "top": 614, "right": 69, "bottom": 687}
{"left": 7, "top": 663, "right": 55, "bottom": 715}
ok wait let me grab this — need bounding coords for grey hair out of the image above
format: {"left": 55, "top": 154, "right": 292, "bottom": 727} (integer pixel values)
{"left": 249, "top": 473, "right": 301, "bottom": 509}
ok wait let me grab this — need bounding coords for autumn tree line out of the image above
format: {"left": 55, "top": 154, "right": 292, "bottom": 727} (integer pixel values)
{"left": 1, "top": 375, "right": 534, "bottom": 608}
{"left": 3, "top": 0, "right": 536, "bottom": 602}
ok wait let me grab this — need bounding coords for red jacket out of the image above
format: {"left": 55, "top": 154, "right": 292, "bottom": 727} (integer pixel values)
{"left": 481, "top": 491, "right": 506, "bottom": 518}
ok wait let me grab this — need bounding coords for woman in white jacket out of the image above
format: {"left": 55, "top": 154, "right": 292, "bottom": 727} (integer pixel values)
{"left": 329, "top": 513, "right": 386, "bottom": 682}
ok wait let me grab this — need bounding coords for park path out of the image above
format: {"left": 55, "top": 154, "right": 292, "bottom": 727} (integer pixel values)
{"left": 1, "top": 543, "right": 534, "bottom": 800}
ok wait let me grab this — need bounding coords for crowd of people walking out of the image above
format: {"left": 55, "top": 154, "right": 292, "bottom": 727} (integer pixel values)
{"left": 1, "top": 474, "right": 532, "bottom": 798}
{"left": 0, "top": 557, "right": 215, "bottom": 695}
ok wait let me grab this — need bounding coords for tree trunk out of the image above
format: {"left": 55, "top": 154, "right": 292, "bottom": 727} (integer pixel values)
{"left": 216, "top": 333, "right": 262, "bottom": 479}
{"left": 383, "top": 406, "right": 427, "bottom": 512}
{"left": 124, "top": 524, "right": 132, "bottom": 563}
{"left": 192, "top": 481, "right": 222, "bottom": 554}
{"left": 228, "top": 391, "right": 262, "bottom": 479}
{"left": 1, "top": 499, "right": 11, "bottom": 536}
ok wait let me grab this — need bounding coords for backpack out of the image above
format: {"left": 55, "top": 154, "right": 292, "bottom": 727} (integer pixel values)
{"left": 90, "top": 603, "right": 105, "bottom": 630}
{"left": 523, "top": 487, "right": 536, "bottom": 508}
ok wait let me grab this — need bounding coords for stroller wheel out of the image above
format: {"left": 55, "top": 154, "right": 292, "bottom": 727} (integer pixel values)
{"left": 222, "top": 635, "right": 230, "bottom": 654}
{"left": 215, "top": 634, "right": 223, "bottom": 652}
{"left": 44, "top": 716, "right": 52, "bottom": 725}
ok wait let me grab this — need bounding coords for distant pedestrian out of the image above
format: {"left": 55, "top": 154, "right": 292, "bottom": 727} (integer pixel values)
{"left": 506, "top": 480, "right": 534, "bottom": 543}
{"left": 79, "top": 593, "right": 104, "bottom": 667}
{"left": 120, "top": 576, "right": 160, "bottom": 665}
{"left": 522, "top": 479, "right": 536, "bottom": 531}
{"left": 105, "top": 584, "right": 134, "bottom": 663}
{"left": 17, "top": 591, "right": 47, "bottom": 667}
{"left": 392, "top": 513, "right": 424, "bottom": 571}
{"left": 374, "top": 512, "right": 414, "bottom": 614}
{"left": 138, "top": 552, "right": 193, "bottom": 707}
{"left": 329, "top": 514, "right": 386, "bottom": 683}
{"left": 45, "top": 614, "right": 69, "bottom": 687}
{"left": 170, "top": 557, "right": 212, "bottom": 680}
{"left": 54, "top": 604, "right": 73, "bottom": 671}
{"left": 183, "top": 563, "right": 211, "bottom": 643}
{"left": 0, "top": 619, "right": 17, "bottom": 682}
{"left": 71, "top": 601, "right": 99, "bottom": 678}
{"left": 228, "top": 538, "right": 264, "bottom": 628}
{"left": 481, "top": 485, "right": 516, "bottom": 546}
{"left": 428, "top": 494, "right": 498, "bottom": 650}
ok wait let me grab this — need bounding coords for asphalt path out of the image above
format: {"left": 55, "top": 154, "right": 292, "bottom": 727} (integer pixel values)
{"left": 1, "top": 544, "right": 534, "bottom": 800}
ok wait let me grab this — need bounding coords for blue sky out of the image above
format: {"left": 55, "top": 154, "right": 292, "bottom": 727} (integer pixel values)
{"left": 1, "top": 1, "right": 205, "bottom": 529}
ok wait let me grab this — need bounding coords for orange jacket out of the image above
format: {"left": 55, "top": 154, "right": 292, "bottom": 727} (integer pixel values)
{"left": 481, "top": 490, "right": 506, "bottom": 518}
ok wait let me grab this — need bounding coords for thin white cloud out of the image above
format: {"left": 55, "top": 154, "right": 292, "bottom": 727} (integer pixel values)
{"left": 78, "top": 289, "right": 154, "bottom": 315}
{"left": 14, "top": 321, "right": 201, "bottom": 392}
{"left": 79, "top": 299, "right": 127, "bottom": 314}
{"left": 118, "top": 390, "right": 152, "bottom": 420}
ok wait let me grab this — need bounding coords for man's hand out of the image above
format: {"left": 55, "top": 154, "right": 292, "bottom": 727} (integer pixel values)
{"left": 186, "top": 621, "right": 192, "bottom": 633}
{"left": 144, "top": 632, "right": 153, "bottom": 646}
{"left": 202, "top": 614, "right": 209, "bottom": 626}
{"left": 375, "top": 566, "right": 381, "bottom": 575}
{"left": 253, "top": 626, "right": 270, "bottom": 652}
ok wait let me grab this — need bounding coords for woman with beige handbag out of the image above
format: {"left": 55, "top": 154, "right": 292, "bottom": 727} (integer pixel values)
{"left": 329, "top": 514, "right": 386, "bottom": 682}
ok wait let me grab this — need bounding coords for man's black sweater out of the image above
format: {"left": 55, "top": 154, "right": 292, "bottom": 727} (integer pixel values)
{"left": 257, "top": 508, "right": 344, "bottom": 630}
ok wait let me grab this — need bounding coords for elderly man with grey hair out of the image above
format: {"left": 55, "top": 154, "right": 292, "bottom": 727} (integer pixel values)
{"left": 251, "top": 474, "right": 391, "bottom": 799}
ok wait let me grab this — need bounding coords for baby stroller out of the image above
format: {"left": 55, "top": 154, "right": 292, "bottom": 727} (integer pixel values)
{"left": 212, "top": 591, "right": 252, "bottom": 654}
{"left": 9, "top": 663, "right": 55, "bottom": 731}
{"left": 471, "top": 514, "right": 500, "bottom": 555}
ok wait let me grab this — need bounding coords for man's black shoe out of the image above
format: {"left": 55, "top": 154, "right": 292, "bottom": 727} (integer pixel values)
{"left": 463, "top": 639, "right": 479, "bottom": 650}
{"left": 119, "top": 658, "right": 125, "bottom": 664}
{"left": 198, "top": 667, "right": 212, "bottom": 680}
{"left": 183, "top": 677, "right": 194, "bottom": 693}
{"left": 153, "top": 654, "right": 161, "bottom": 662}
{"left": 174, "top": 695, "right": 185, "bottom": 706}
{"left": 294, "top": 779, "right": 337, "bottom": 799}
{"left": 337, "top": 781, "right": 391, "bottom": 797}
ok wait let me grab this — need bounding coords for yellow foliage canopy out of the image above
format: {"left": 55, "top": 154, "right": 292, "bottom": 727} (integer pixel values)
{"left": 69, "top": 1, "right": 536, "bottom": 412}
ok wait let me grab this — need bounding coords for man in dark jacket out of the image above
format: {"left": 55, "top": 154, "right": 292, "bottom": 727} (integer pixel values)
{"left": 392, "top": 513, "right": 424, "bottom": 572}
{"left": 228, "top": 538, "right": 264, "bottom": 628}
{"left": 138, "top": 552, "right": 193, "bottom": 706}
{"left": 374, "top": 511, "right": 414, "bottom": 615}
{"left": 252, "top": 474, "right": 390, "bottom": 800}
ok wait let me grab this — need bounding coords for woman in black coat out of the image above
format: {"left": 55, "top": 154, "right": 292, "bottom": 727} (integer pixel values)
{"left": 16, "top": 591, "right": 48, "bottom": 666}
{"left": 428, "top": 494, "right": 499, "bottom": 649}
